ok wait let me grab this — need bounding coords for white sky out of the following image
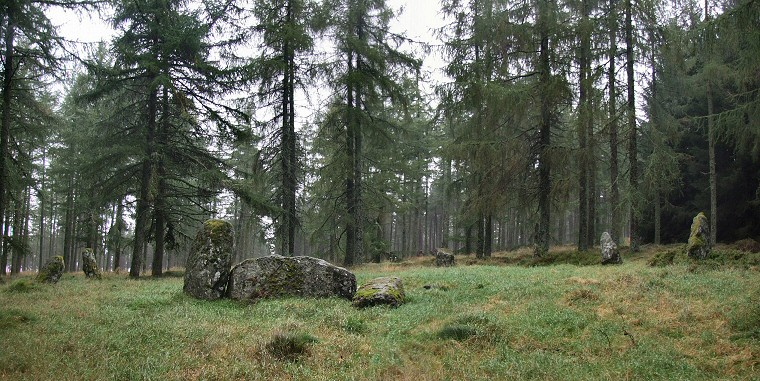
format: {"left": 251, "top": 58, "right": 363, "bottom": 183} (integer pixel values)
{"left": 47, "top": 1, "right": 448, "bottom": 82}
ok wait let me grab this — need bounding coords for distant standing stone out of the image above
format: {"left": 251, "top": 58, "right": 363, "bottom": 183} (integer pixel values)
{"left": 353, "top": 277, "right": 405, "bottom": 308}
{"left": 687, "top": 212, "right": 711, "bottom": 260}
{"left": 435, "top": 250, "right": 455, "bottom": 267}
{"left": 183, "top": 220, "right": 234, "bottom": 300}
{"left": 37, "top": 256, "right": 65, "bottom": 284}
{"left": 228, "top": 255, "right": 356, "bottom": 302}
{"left": 600, "top": 232, "right": 621, "bottom": 265}
{"left": 82, "top": 248, "right": 102, "bottom": 279}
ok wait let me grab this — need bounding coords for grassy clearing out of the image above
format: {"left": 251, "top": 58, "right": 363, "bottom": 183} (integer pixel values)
{"left": 0, "top": 248, "right": 758, "bottom": 380}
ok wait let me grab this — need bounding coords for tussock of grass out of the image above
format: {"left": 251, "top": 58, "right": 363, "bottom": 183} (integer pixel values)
{"left": 437, "top": 324, "right": 477, "bottom": 341}
{"left": 266, "top": 332, "right": 318, "bottom": 360}
{"left": 4, "top": 278, "right": 39, "bottom": 293}
{"left": 730, "top": 288, "right": 760, "bottom": 341}
{"left": 0, "top": 308, "right": 35, "bottom": 330}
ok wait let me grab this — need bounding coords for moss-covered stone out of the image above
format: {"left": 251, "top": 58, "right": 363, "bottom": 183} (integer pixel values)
{"left": 227, "top": 255, "right": 356, "bottom": 302}
{"left": 37, "top": 256, "right": 64, "bottom": 284}
{"left": 600, "top": 232, "right": 621, "bottom": 265}
{"left": 687, "top": 212, "right": 711, "bottom": 260}
{"left": 82, "top": 249, "right": 101, "bottom": 279}
{"left": 183, "top": 220, "right": 234, "bottom": 300}
{"left": 435, "top": 251, "right": 455, "bottom": 267}
{"left": 353, "top": 277, "right": 405, "bottom": 308}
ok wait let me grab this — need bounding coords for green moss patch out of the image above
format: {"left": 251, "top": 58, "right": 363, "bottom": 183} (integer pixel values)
{"left": 0, "top": 308, "right": 35, "bottom": 330}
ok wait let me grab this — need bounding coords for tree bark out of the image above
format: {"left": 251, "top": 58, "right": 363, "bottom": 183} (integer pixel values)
{"left": 625, "top": 0, "right": 639, "bottom": 252}
{"left": 0, "top": 6, "right": 15, "bottom": 273}
{"left": 535, "top": 0, "right": 552, "bottom": 258}
{"left": 130, "top": 87, "right": 157, "bottom": 278}
{"left": 608, "top": 0, "right": 620, "bottom": 245}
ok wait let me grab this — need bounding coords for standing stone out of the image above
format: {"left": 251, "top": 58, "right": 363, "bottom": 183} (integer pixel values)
{"left": 435, "top": 250, "right": 455, "bottom": 267}
{"left": 183, "top": 220, "right": 234, "bottom": 300}
{"left": 687, "top": 212, "right": 711, "bottom": 260}
{"left": 228, "top": 255, "right": 356, "bottom": 302}
{"left": 353, "top": 277, "right": 405, "bottom": 308}
{"left": 82, "top": 248, "right": 101, "bottom": 279}
{"left": 37, "top": 256, "right": 65, "bottom": 284}
{"left": 600, "top": 232, "right": 621, "bottom": 265}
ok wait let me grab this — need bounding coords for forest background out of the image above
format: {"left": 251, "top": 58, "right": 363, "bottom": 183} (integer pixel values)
{"left": 0, "top": 0, "right": 758, "bottom": 277}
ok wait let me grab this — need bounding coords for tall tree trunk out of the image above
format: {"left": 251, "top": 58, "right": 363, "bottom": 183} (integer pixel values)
{"left": 608, "top": 0, "right": 620, "bottom": 245}
{"left": 38, "top": 146, "right": 46, "bottom": 271}
{"left": 577, "top": 0, "right": 590, "bottom": 251}
{"left": 484, "top": 213, "right": 492, "bottom": 257}
{"left": 11, "top": 198, "right": 22, "bottom": 274}
{"left": 63, "top": 181, "right": 75, "bottom": 272}
{"left": 112, "top": 201, "right": 123, "bottom": 272}
{"left": 130, "top": 87, "right": 157, "bottom": 278}
{"left": 345, "top": 51, "right": 358, "bottom": 267}
{"left": 625, "top": 0, "right": 639, "bottom": 252}
{"left": 707, "top": 82, "right": 716, "bottom": 245}
{"left": 476, "top": 213, "right": 485, "bottom": 258}
{"left": 281, "top": 0, "right": 297, "bottom": 257}
{"left": 1, "top": 211, "right": 9, "bottom": 274}
{"left": 152, "top": 85, "right": 169, "bottom": 277}
{"left": 0, "top": 7, "right": 15, "bottom": 272}
{"left": 705, "top": 0, "right": 717, "bottom": 245}
{"left": 535, "top": 0, "right": 552, "bottom": 258}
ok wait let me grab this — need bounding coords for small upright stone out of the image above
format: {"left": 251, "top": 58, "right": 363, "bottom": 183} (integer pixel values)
{"left": 600, "top": 232, "right": 621, "bottom": 265}
{"left": 183, "top": 220, "right": 234, "bottom": 300}
{"left": 37, "top": 256, "right": 65, "bottom": 284}
{"left": 687, "top": 212, "right": 711, "bottom": 260}
{"left": 82, "top": 248, "right": 101, "bottom": 279}
{"left": 435, "top": 250, "right": 455, "bottom": 267}
{"left": 353, "top": 277, "right": 405, "bottom": 308}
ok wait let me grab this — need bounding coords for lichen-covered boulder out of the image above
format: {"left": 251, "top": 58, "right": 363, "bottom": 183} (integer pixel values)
{"left": 82, "top": 248, "right": 101, "bottom": 279}
{"left": 183, "top": 220, "right": 234, "bottom": 300}
{"left": 227, "top": 255, "right": 356, "bottom": 302}
{"left": 435, "top": 250, "right": 455, "bottom": 267}
{"left": 37, "top": 256, "right": 65, "bottom": 284}
{"left": 687, "top": 212, "right": 710, "bottom": 260}
{"left": 353, "top": 277, "right": 405, "bottom": 308}
{"left": 600, "top": 232, "right": 621, "bottom": 265}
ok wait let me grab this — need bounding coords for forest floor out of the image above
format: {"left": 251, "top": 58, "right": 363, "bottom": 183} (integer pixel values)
{"left": 1, "top": 244, "right": 759, "bottom": 380}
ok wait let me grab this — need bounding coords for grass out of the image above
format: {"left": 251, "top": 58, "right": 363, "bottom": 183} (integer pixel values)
{"left": 0, "top": 246, "right": 758, "bottom": 380}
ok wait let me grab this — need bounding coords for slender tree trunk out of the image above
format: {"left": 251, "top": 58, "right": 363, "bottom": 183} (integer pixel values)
{"left": 0, "top": 7, "right": 15, "bottom": 272}
{"left": 535, "top": 0, "right": 552, "bottom": 258}
{"left": 625, "top": 0, "right": 639, "bottom": 252}
{"left": 152, "top": 85, "right": 169, "bottom": 277}
{"left": 484, "top": 213, "right": 492, "bottom": 257}
{"left": 608, "top": 0, "right": 620, "bottom": 245}
{"left": 130, "top": 87, "right": 157, "bottom": 278}
{"left": 11, "top": 198, "right": 22, "bottom": 274}
{"left": 705, "top": 0, "right": 717, "bottom": 247}
{"left": 654, "top": 191, "right": 661, "bottom": 244}
{"left": 577, "top": 0, "right": 590, "bottom": 251}
{"left": 112, "top": 201, "right": 123, "bottom": 272}
{"left": 1, "top": 212, "right": 9, "bottom": 274}
{"left": 63, "top": 181, "right": 75, "bottom": 272}
{"left": 476, "top": 213, "right": 485, "bottom": 258}
{"left": 345, "top": 51, "right": 358, "bottom": 266}
{"left": 38, "top": 146, "right": 46, "bottom": 271}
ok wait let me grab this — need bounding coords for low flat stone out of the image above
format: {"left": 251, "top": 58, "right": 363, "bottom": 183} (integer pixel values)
{"left": 227, "top": 255, "right": 356, "bottom": 302}
{"left": 600, "top": 232, "right": 621, "bottom": 265}
{"left": 353, "top": 277, "right": 405, "bottom": 308}
{"left": 435, "top": 250, "right": 455, "bottom": 267}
